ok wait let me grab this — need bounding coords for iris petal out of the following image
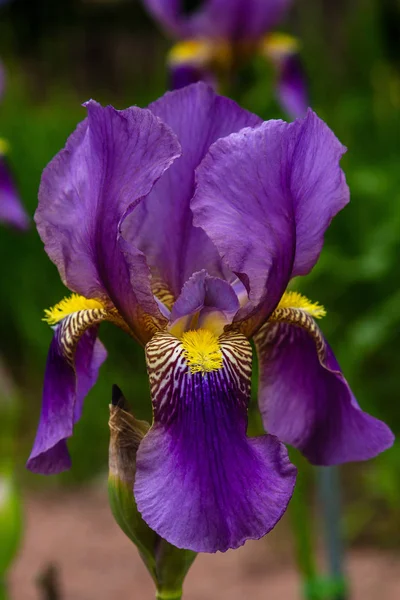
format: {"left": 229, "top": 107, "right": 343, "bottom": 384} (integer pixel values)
{"left": 27, "top": 323, "right": 107, "bottom": 474}
{"left": 193, "top": 110, "right": 350, "bottom": 335}
{"left": 135, "top": 331, "right": 296, "bottom": 553}
{"left": 169, "top": 269, "right": 239, "bottom": 336}
{"left": 36, "top": 101, "right": 180, "bottom": 342}
{"left": 255, "top": 319, "right": 394, "bottom": 465}
{"left": 123, "top": 83, "right": 261, "bottom": 299}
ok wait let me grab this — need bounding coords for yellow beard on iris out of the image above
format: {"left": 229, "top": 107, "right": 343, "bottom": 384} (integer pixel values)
{"left": 181, "top": 329, "right": 223, "bottom": 374}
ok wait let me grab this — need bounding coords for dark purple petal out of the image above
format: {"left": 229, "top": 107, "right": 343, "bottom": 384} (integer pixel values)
{"left": 123, "top": 83, "right": 261, "bottom": 299}
{"left": 255, "top": 322, "right": 394, "bottom": 465}
{"left": 36, "top": 101, "right": 180, "bottom": 340}
{"left": 0, "top": 156, "right": 30, "bottom": 230}
{"left": 192, "top": 110, "right": 349, "bottom": 334}
{"left": 143, "top": 0, "right": 293, "bottom": 39}
{"left": 276, "top": 54, "right": 308, "bottom": 119}
{"left": 26, "top": 327, "right": 107, "bottom": 474}
{"left": 135, "top": 331, "right": 296, "bottom": 552}
{"left": 169, "top": 62, "right": 217, "bottom": 90}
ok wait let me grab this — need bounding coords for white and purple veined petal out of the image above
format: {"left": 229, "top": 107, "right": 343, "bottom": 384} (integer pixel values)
{"left": 135, "top": 330, "right": 296, "bottom": 553}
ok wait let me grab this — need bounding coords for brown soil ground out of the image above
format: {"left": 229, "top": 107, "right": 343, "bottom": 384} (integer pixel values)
{"left": 9, "top": 485, "right": 400, "bottom": 600}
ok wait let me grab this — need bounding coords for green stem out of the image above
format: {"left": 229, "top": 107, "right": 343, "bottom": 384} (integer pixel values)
{"left": 156, "top": 592, "right": 182, "bottom": 600}
{"left": 317, "top": 468, "right": 348, "bottom": 600}
{"left": 289, "top": 451, "right": 317, "bottom": 585}
{"left": 0, "top": 579, "right": 9, "bottom": 600}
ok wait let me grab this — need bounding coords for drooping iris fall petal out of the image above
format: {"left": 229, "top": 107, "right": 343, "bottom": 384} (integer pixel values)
{"left": 135, "top": 331, "right": 296, "bottom": 552}
{"left": 27, "top": 326, "right": 107, "bottom": 474}
{"left": 192, "top": 109, "right": 350, "bottom": 334}
{"left": 255, "top": 320, "right": 394, "bottom": 465}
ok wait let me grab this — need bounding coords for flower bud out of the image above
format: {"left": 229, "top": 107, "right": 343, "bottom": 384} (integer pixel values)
{"left": 108, "top": 385, "right": 196, "bottom": 599}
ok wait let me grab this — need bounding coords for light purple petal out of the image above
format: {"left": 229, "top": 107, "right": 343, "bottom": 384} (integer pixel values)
{"left": 135, "top": 332, "right": 296, "bottom": 552}
{"left": 276, "top": 54, "right": 308, "bottom": 119}
{"left": 192, "top": 110, "right": 350, "bottom": 335}
{"left": 170, "top": 269, "right": 239, "bottom": 323}
{"left": 0, "top": 156, "right": 30, "bottom": 230}
{"left": 144, "top": 0, "right": 293, "bottom": 39}
{"left": 122, "top": 83, "right": 261, "bottom": 299}
{"left": 26, "top": 327, "right": 107, "bottom": 474}
{"left": 256, "top": 323, "right": 394, "bottom": 465}
{"left": 35, "top": 101, "right": 180, "bottom": 339}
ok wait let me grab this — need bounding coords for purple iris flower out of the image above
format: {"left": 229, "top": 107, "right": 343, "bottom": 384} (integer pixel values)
{"left": 0, "top": 62, "right": 29, "bottom": 230}
{"left": 27, "top": 84, "right": 393, "bottom": 553}
{"left": 143, "top": 0, "right": 308, "bottom": 118}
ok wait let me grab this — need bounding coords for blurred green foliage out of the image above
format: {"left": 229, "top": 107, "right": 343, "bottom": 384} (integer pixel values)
{"left": 0, "top": 0, "right": 399, "bottom": 543}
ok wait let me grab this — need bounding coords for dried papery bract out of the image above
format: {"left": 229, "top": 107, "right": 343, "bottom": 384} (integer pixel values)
{"left": 108, "top": 386, "right": 196, "bottom": 600}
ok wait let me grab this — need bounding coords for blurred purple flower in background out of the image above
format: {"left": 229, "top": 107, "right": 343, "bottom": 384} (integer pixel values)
{"left": 27, "top": 84, "right": 393, "bottom": 553}
{"left": 0, "top": 62, "right": 29, "bottom": 231}
{"left": 143, "top": 0, "right": 308, "bottom": 118}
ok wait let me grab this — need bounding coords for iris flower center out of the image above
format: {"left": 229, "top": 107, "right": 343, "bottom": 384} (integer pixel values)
{"left": 181, "top": 328, "right": 223, "bottom": 374}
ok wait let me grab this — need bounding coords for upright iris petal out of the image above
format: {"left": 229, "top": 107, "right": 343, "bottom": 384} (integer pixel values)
{"left": 36, "top": 100, "right": 181, "bottom": 342}
{"left": 122, "top": 83, "right": 261, "bottom": 300}
{"left": 192, "top": 109, "right": 350, "bottom": 334}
